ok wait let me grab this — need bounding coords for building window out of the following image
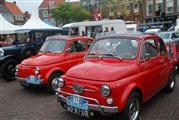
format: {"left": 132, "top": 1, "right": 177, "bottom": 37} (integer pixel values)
{"left": 177, "top": 0, "right": 179, "bottom": 12}
{"left": 125, "top": 4, "right": 130, "bottom": 15}
{"left": 117, "top": 7, "right": 121, "bottom": 16}
{"left": 166, "top": 0, "right": 174, "bottom": 14}
{"left": 156, "top": 0, "right": 163, "bottom": 11}
{"left": 42, "top": 11, "right": 48, "bottom": 18}
{"left": 49, "top": 1, "right": 55, "bottom": 8}
{"left": 133, "top": 2, "right": 139, "bottom": 13}
{"left": 146, "top": 0, "right": 153, "bottom": 16}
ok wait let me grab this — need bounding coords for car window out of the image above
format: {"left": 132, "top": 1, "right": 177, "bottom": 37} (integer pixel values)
{"left": 68, "top": 43, "right": 76, "bottom": 53}
{"left": 157, "top": 40, "right": 167, "bottom": 55}
{"left": 142, "top": 39, "right": 158, "bottom": 58}
{"left": 171, "top": 33, "right": 179, "bottom": 39}
{"left": 141, "top": 42, "right": 148, "bottom": 59}
{"left": 40, "top": 40, "right": 66, "bottom": 53}
{"left": 86, "top": 39, "right": 93, "bottom": 48}
{"left": 73, "top": 40, "right": 86, "bottom": 52}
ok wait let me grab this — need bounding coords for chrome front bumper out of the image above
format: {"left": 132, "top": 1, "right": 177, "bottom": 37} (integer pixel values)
{"left": 56, "top": 90, "right": 119, "bottom": 115}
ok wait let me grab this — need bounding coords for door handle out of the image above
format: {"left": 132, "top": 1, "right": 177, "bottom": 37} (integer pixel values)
{"left": 159, "top": 59, "right": 165, "bottom": 64}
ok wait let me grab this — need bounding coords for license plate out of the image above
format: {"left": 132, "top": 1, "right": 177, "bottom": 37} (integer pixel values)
{"left": 25, "top": 75, "right": 40, "bottom": 85}
{"left": 66, "top": 105, "right": 89, "bottom": 117}
{"left": 67, "top": 96, "right": 88, "bottom": 110}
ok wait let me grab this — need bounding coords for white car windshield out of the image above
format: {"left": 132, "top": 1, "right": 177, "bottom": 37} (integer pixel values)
{"left": 40, "top": 40, "right": 66, "bottom": 53}
{"left": 88, "top": 38, "right": 139, "bottom": 59}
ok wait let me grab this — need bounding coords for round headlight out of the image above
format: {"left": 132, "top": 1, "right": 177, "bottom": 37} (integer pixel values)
{"left": 101, "top": 85, "right": 111, "bottom": 97}
{"left": 0, "top": 48, "right": 4, "bottom": 57}
{"left": 34, "top": 67, "right": 40, "bottom": 74}
{"left": 15, "top": 65, "right": 19, "bottom": 72}
{"left": 52, "top": 77, "right": 64, "bottom": 91}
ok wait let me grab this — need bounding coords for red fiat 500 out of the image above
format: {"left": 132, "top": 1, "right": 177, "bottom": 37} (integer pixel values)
{"left": 16, "top": 35, "right": 94, "bottom": 93}
{"left": 54, "top": 33, "right": 176, "bottom": 119}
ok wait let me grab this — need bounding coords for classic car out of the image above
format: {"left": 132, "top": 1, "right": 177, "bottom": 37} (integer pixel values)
{"left": 53, "top": 33, "right": 175, "bottom": 119}
{"left": 0, "top": 42, "right": 42, "bottom": 81}
{"left": 0, "top": 29, "right": 67, "bottom": 81}
{"left": 16, "top": 35, "right": 94, "bottom": 93}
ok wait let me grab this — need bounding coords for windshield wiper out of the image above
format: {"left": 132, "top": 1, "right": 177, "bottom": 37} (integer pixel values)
{"left": 44, "top": 51, "right": 53, "bottom": 53}
{"left": 88, "top": 53, "right": 103, "bottom": 59}
{"left": 102, "top": 53, "right": 122, "bottom": 60}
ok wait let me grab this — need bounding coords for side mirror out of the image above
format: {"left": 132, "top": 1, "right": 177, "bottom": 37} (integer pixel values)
{"left": 65, "top": 48, "right": 73, "bottom": 53}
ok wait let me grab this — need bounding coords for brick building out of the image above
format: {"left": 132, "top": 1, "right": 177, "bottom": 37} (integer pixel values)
{"left": 39, "top": 0, "right": 65, "bottom": 26}
{"left": 0, "top": 0, "right": 30, "bottom": 25}
{"left": 81, "top": 0, "right": 179, "bottom": 30}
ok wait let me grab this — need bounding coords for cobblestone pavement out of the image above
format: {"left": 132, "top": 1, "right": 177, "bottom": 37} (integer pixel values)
{"left": 0, "top": 75, "right": 179, "bottom": 120}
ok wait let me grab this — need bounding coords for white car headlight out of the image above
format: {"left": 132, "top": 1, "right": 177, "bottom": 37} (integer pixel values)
{"left": 15, "top": 65, "right": 19, "bottom": 72}
{"left": 0, "top": 48, "right": 4, "bottom": 57}
{"left": 52, "top": 77, "right": 64, "bottom": 91}
{"left": 101, "top": 85, "right": 111, "bottom": 97}
{"left": 34, "top": 67, "right": 40, "bottom": 74}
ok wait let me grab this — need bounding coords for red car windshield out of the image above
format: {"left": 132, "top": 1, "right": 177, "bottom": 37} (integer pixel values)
{"left": 88, "top": 38, "right": 139, "bottom": 60}
{"left": 39, "top": 40, "right": 66, "bottom": 53}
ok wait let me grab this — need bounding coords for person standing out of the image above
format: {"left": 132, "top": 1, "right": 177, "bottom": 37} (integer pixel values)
{"left": 5, "top": 35, "right": 13, "bottom": 44}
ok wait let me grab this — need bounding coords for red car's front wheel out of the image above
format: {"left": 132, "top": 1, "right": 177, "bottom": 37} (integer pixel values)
{"left": 119, "top": 92, "right": 141, "bottom": 120}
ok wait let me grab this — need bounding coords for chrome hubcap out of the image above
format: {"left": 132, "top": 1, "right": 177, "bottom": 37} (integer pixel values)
{"left": 8, "top": 64, "right": 15, "bottom": 75}
{"left": 129, "top": 98, "right": 140, "bottom": 120}
{"left": 170, "top": 78, "right": 175, "bottom": 88}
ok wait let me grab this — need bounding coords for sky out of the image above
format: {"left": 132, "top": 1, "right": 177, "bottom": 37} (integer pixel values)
{"left": 6, "top": 0, "right": 80, "bottom": 13}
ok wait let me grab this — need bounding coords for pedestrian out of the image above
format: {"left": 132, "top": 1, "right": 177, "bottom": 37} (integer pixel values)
{"left": 104, "top": 27, "right": 109, "bottom": 32}
{"left": 111, "top": 27, "right": 114, "bottom": 31}
{"left": 5, "top": 35, "right": 13, "bottom": 44}
{"left": 81, "top": 31, "right": 86, "bottom": 36}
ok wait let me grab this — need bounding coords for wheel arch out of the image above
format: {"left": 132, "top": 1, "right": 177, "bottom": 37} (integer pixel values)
{"left": 0, "top": 55, "right": 19, "bottom": 69}
{"left": 44, "top": 68, "right": 65, "bottom": 84}
{"left": 118, "top": 84, "right": 143, "bottom": 111}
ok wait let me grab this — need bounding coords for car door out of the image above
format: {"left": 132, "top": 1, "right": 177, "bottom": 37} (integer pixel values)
{"left": 139, "top": 38, "right": 164, "bottom": 99}
{"left": 64, "top": 38, "right": 86, "bottom": 70}
{"left": 156, "top": 37, "right": 171, "bottom": 88}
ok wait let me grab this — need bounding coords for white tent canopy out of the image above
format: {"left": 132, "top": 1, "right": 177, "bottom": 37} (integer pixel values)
{"left": 18, "top": 9, "right": 59, "bottom": 30}
{"left": 0, "top": 14, "right": 20, "bottom": 34}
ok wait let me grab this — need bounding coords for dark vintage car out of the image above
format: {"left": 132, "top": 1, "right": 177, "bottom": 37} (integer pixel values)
{"left": 0, "top": 29, "right": 67, "bottom": 81}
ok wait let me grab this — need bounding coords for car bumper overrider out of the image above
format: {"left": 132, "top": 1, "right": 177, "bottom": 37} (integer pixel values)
{"left": 56, "top": 89, "right": 119, "bottom": 115}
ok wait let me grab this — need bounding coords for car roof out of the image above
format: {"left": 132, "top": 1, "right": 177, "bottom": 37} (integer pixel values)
{"left": 46, "top": 35, "right": 93, "bottom": 41}
{"left": 160, "top": 31, "right": 176, "bottom": 34}
{"left": 96, "top": 31, "right": 159, "bottom": 40}
{"left": 145, "top": 29, "right": 161, "bottom": 33}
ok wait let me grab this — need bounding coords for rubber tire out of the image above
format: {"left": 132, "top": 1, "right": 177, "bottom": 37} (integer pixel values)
{"left": 118, "top": 92, "right": 141, "bottom": 120}
{"left": 46, "top": 72, "right": 62, "bottom": 94}
{"left": 1, "top": 59, "right": 18, "bottom": 81}
{"left": 164, "top": 70, "right": 176, "bottom": 93}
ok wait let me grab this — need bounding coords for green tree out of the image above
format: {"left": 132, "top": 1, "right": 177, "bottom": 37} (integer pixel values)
{"left": 101, "top": 0, "right": 127, "bottom": 19}
{"left": 53, "top": 3, "right": 91, "bottom": 25}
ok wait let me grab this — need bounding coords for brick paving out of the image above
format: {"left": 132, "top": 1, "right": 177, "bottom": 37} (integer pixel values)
{"left": 0, "top": 75, "right": 179, "bottom": 120}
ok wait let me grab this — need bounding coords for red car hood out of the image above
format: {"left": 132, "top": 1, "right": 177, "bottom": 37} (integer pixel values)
{"left": 21, "top": 53, "right": 64, "bottom": 66}
{"left": 66, "top": 61, "right": 138, "bottom": 82}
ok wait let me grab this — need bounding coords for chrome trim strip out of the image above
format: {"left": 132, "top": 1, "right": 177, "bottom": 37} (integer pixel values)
{"left": 56, "top": 90, "right": 119, "bottom": 114}
{"left": 67, "top": 85, "right": 96, "bottom": 93}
